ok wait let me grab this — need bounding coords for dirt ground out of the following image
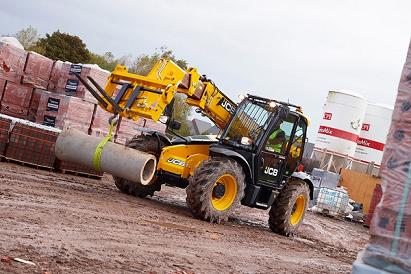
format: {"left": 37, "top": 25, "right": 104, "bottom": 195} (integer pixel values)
{"left": 0, "top": 162, "right": 368, "bottom": 274}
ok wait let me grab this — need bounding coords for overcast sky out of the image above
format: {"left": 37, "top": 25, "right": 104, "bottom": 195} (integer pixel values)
{"left": 1, "top": 0, "right": 410, "bottom": 139}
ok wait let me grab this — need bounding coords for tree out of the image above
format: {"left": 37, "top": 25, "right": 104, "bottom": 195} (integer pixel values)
{"left": 35, "top": 31, "right": 90, "bottom": 63}
{"left": 130, "top": 46, "right": 188, "bottom": 75}
{"left": 131, "top": 47, "right": 192, "bottom": 136}
{"left": 14, "top": 26, "right": 39, "bottom": 49}
{"left": 89, "top": 51, "right": 117, "bottom": 71}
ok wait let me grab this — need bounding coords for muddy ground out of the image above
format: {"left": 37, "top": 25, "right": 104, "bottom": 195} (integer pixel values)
{"left": 0, "top": 163, "right": 368, "bottom": 274}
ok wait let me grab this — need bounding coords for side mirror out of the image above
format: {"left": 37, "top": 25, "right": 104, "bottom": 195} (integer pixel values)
{"left": 168, "top": 119, "right": 181, "bottom": 130}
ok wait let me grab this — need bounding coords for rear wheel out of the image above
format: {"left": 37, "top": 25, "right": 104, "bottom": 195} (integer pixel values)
{"left": 186, "top": 157, "right": 245, "bottom": 223}
{"left": 268, "top": 179, "right": 309, "bottom": 236}
{"left": 113, "top": 134, "right": 165, "bottom": 198}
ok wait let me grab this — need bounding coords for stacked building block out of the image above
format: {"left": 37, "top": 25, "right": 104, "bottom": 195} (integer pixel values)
{"left": 1, "top": 81, "right": 33, "bottom": 119}
{"left": 5, "top": 122, "right": 59, "bottom": 168}
{"left": 22, "top": 51, "right": 54, "bottom": 89}
{"left": 48, "top": 61, "right": 110, "bottom": 103}
{"left": 34, "top": 90, "right": 95, "bottom": 132}
{"left": 0, "top": 41, "right": 27, "bottom": 83}
{"left": 364, "top": 184, "right": 382, "bottom": 227}
{"left": 0, "top": 117, "right": 11, "bottom": 157}
{"left": 357, "top": 40, "right": 411, "bottom": 273}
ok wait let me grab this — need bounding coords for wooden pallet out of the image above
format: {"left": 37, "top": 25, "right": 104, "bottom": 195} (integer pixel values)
{"left": 57, "top": 168, "right": 103, "bottom": 180}
{"left": 2, "top": 157, "right": 54, "bottom": 171}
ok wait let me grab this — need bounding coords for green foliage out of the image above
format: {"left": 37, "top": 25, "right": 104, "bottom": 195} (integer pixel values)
{"left": 14, "top": 26, "right": 39, "bottom": 49}
{"left": 130, "top": 46, "right": 188, "bottom": 75}
{"left": 172, "top": 94, "right": 192, "bottom": 136}
{"left": 88, "top": 51, "right": 118, "bottom": 71}
{"left": 36, "top": 30, "right": 90, "bottom": 63}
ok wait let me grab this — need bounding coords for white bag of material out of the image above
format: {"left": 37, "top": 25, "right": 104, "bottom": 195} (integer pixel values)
{"left": 0, "top": 36, "right": 24, "bottom": 50}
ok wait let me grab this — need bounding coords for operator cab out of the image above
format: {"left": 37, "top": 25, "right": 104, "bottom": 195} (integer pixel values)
{"left": 214, "top": 94, "right": 310, "bottom": 209}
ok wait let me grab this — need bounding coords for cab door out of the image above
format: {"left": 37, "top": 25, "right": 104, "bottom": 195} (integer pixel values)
{"left": 257, "top": 114, "right": 297, "bottom": 188}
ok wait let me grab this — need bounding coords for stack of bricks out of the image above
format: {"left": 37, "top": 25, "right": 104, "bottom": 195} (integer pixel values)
{"left": 0, "top": 41, "right": 30, "bottom": 119}
{"left": 361, "top": 40, "right": 411, "bottom": 273}
{"left": 0, "top": 116, "right": 12, "bottom": 157}
{"left": 0, "top": 40, "right": 110, "bottom": 128}
{"left": 0, "top": 39, "right": 167, "bottom": 177}
{"left": 48, "top": 61, "right": 110, "bottom": 104}
{"left": 5, "top": 122, "right": 59, "bottom": 169}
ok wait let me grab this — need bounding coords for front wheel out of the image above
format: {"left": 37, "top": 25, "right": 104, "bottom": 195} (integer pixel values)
{"left": 186, "top": 157, "right": 246, "bottom": 223}
{"left": 113, "top": 134, "right": 164, "bottom": 198}
{"left": 268, "top": 179, "right": 309, "bottom": 236}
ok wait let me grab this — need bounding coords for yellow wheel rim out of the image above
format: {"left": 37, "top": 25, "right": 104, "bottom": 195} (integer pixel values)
{"left": 290, "top": 194, "right": 306, "bottom": 225}
{"left": 211, "top": 174, "right": 237, "bottom": 211}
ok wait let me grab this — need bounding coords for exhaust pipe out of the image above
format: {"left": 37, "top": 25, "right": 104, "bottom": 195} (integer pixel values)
{"left": 55, "top": 128, "right": 156, "bottom": 185}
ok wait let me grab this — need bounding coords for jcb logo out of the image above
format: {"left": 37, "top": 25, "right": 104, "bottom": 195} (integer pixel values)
{"left": 167, "top": 158, "right": 186, "bottom": 167}
{"left": 264, "top": 167, "right": 278, "bottom": 177}
{"left": 218, "top": 98, "right": 235, "bottom": 115}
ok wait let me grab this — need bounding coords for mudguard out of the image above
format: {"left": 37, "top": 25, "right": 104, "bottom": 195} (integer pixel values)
{"left": 139, "top": 128, "right": 173, "bottom": 146}
{"left": 291, "top": 171, "right": 315, "bottom": 200}
{"left": 209, "top": 145, "right": 253, "bottom": 181}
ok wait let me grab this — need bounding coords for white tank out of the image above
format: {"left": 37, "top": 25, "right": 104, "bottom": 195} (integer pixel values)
{"left": 314, "top": 90, "right": 367, "bottom": 157}
{"left": 353, "top": 103, "right": 393, "bottom": 165}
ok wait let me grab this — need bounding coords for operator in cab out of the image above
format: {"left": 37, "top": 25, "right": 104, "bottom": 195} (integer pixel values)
{"left": 266, "top": 127, "right": 286, "bottom": 154}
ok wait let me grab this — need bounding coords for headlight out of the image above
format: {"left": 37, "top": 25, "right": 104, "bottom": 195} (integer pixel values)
{"left": 159, "top": 115, "right": 169, "bottom": 124}
{"left": 241, "top": 137, "right": 253, "bottom": 145}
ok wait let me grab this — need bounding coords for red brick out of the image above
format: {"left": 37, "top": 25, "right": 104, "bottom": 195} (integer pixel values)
{"left": 22, "top": 52, "right": 53, "bottom": 89}
{"left": 2, "top": 81, "right": 33, "bottom": 108}
{"left": 27, "top": 89, "right": 45, "bottom": 122}
{"left": 0, "top": 78, "right": 6, "bottom": 100}
{"left": 0, "top": 42, "right": 27, "bottom": 82}
{"left": 0, "top": 117, "right": 11, "bottom": 156}
{"left": 5, "top": 123, "right": 58, "bottom": 168}
{"left": 0, "top": 102, "right": 28, "bottom": 119}
{"left": 35, "top": 91, "right": 94, "bottom": 132}
{"left": 365, "top": 184, "right": 382, "bottom": 227}
{"left": 48, "top": 61, "right": 109, "bottom": 103}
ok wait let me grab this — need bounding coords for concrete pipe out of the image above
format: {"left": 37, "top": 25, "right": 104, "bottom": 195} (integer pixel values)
{"left": 55, "top": 128, "right": 156, "bottom": 185}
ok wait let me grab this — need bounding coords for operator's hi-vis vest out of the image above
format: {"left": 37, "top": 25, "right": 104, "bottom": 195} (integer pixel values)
{"left": 268, "top": 128, "right": 284, "bottom": 154}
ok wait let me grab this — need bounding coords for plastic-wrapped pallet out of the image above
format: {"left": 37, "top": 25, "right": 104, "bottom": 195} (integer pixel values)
{"left": 22, "top": 52, "right": 53, "bottom": 89}
{"left": 0, "top": 40, "right": 27, "bottom": 82}
{"left": 0, "top": 81, "right": 33, "bottom": 119}
{"left": 354, "top": 39, "right": 411, "bottom": 274}
{"left": 0, "top": 78, "right": 6, "bottom": 98}
{"left": 34, "top": 90, "right": 95, "bottom": 132}
{"left": 48, "top": 61, "right": 110, "bottom": 103}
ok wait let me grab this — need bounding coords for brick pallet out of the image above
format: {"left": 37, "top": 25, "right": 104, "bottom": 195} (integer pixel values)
{"left": 22, "top": 51, "right": 53, "bottom": 90}
{"left": 0, "top": 42, "right": 27, "bottom": 83}
{"left": 34, "top": 90, "right": 95, "bottom": 131}
{"left": 48, "top": 61, "right": 110, "bottom": 103}
{"left": 0, "top": 117, "right": 11, "bottom": 157}
{"left": 0, "top": 81, "right": 33, "bottom": 119}
{"left": 360, "top": 40, "right": 411, "bottom": 273}
{"left": 5, "top": 122, "right": 58, "bottom": 169}
{"left": 364, "top": 184, "right": 382, "bottom": 227}
{"left": 54, "top": 159, "right": 104, "bottom": 178}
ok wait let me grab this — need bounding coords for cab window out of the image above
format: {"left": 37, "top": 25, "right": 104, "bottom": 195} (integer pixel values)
{"left": 265, "top": 115, "right": 297, "bottom": 154}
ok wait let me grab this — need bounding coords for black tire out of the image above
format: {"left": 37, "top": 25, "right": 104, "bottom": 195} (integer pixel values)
{"left": 186, "top": 157, "right": 246, "bottom": 223}
{"left": 268, "top": 179, "right": 309, "bottom": 236}
{"left": 113, "top": 134, "right": 165, "bottom": 198}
